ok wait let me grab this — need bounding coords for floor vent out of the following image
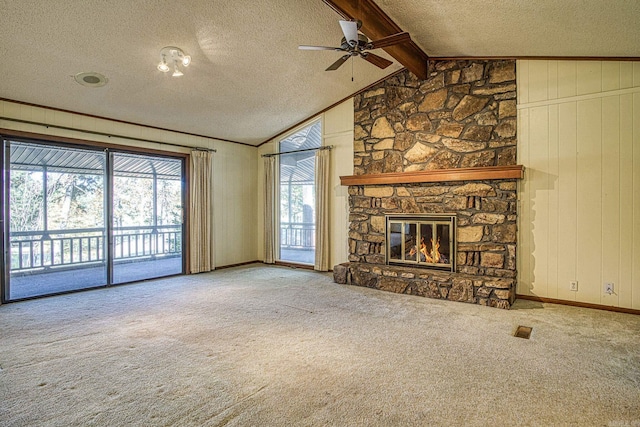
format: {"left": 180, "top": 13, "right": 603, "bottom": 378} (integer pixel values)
{"left": 514, "top": 326, "right": 532, "bottom": 339}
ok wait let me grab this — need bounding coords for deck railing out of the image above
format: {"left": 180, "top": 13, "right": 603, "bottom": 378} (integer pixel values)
{"left": 280, "top": 222, "right": 315, "bottom": 249}
{"left": 10, "top": 225, "right": 182, "bottom": 272}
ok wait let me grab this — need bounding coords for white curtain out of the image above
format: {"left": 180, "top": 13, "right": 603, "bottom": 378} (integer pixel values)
{"left": 314, "top": 148, "right": 330, "bottom": 271}
{"left": 189, "top": 150, "right": 215, "bottom": 273}
{"left": 263, "top": 156, "right": 277, "bottom": 264}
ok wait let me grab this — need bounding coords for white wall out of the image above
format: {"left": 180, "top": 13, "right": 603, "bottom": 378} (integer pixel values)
{"left": 0, "top": 100, "right": 258, "bottom": 269}
{"left": 212, "top": 141, "right": 258, "bottom": 267}
{"left": 324, "top": 99, "right": 354, "bottom": 267}
{"left": 257, "top": 98, "right": 354, "bottom": 267}
{"left": 517, "top": 60, "right": 640, "bottom": 309}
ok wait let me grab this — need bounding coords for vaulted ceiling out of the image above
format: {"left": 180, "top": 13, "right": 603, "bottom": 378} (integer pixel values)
{"left": 0, "top": 1, "right": 638, "bottom": 146}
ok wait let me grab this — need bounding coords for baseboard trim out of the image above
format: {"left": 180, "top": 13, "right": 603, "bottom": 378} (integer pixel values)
{"left": 516, "top": 294, "right": 640, "bottom": 315}
{"left": 213, "top": 261, "right": 261, "bottom": 270}
{"left": 274, "top": 261, "right": 315, "bottom": 271}
{"left": 216, "top": 260, "right": 327, "bottom": 272}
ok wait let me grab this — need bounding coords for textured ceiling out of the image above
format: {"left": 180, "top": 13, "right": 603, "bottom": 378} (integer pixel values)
{"left": 0, "top": 0, "right": 400, "bottom": 146}
{"left": 377, "top": 0, "right": 640, "bottom": 57}
{"left": 1, "top": 1, "right": 638, "bottom": 146}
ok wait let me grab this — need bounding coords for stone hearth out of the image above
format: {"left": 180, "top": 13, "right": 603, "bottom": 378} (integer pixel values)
{"left": 334, "top": 60, "right": 521, "bottom": 309}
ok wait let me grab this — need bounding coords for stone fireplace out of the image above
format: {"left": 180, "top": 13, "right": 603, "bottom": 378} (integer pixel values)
{"left": 333, "top": 60, "right": 523, "bottom": 309}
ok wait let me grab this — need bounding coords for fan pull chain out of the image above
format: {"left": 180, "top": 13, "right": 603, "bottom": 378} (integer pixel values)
{"left": 351, "top": 56, "right": 354, "bottom": 82}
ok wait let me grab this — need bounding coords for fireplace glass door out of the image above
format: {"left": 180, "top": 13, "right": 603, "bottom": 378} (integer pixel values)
{"left": 387, "top": 215, "right": 455, "bottom": 271}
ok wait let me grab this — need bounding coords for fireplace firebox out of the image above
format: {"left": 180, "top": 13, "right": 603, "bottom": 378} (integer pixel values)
{"left": 386, "top": 214, "right": 456, "bottom": 272}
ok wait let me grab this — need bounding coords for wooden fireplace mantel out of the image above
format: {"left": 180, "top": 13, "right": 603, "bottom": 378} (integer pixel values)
{"left": 339, "top": 165, "right": 524, "bottom": 186}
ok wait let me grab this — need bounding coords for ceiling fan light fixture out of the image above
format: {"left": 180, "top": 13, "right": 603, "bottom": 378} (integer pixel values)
{"left": 172, "top": 61, "right": 184, "bottom": 77}
{"left": 157, "top": 56, "right": 170, "bottom": 73}
{"left": 300, "top": 19, "right": 409, "bottom": 73}
{"left": 158, "top": 46, "right": 190, "bottom": 76}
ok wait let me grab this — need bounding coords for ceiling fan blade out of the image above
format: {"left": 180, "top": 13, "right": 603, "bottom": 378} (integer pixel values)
{"left": 369, "top": 32, "right": 411, "bottom": 49}
{"left": 326, "top": 55, "right": 350, "bottom": 71}
{"left": 339, "top": 20, "right": 359, "bottom": 46}
{"left": 362, "top": 53, "right": 393, "bottom": 69}
{"left": 299, "top": 45, "right": 342, "bottom": 51}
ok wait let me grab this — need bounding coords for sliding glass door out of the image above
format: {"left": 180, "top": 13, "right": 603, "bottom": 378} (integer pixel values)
{"left": 1, "top": 138, "right": 184, "bottom": 301}
{"left": 6, "top": 142, "right": 107, "bottom": 299}
{"left": 111, "top": 153, "right": 183, "bottom": 284}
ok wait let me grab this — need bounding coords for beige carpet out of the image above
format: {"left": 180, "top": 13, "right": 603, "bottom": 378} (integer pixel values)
{"left": 0, "top": 264, "right": 638, "bottom": 426}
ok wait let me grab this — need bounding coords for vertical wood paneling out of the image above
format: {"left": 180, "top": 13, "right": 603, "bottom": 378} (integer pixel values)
{"left": 517, "top": 60, "right": 530, "bottom": 104}
{"left": 514, "top": 62, "right": 528, "bottom": 291}
{"left": 528, "top": 61, "right": 550, "bottom": 102}
{"left": 218, "top": 144, "right": 252, "bottom": 266}
{"left": 31, "top": 105, "right": 46, "bottom": 124}
{"left": 547, "top": 61, "right": 559, "bottom": 100}
{"left": 576, "top": 98, "right": 603, "bottom": 304}
{"left": 601, "top": 96, "right": 620, "bottom": 306}
{"left": 547, "top": 104, "right": 560, "bottom": 299}
{"left": 256, "top": 142, "right": 275, "bottom": 262}
{"left": 633, "top": 93, "right": 640, "bottom": 309}
{"left": 557, "top": 61, "right": 577, "bottom": 99}
{"left": 619, "top": 94, "right": 634, "bottom": 308}
{"left": 620, "top": 62, "right": 634, "bottom": 89}
{"left": 518, "top": 60, "right": 640, "bottom": 308}
{"left": 557, "top": 102, "right": 578, "bottom": 301}
{"left": 529, "top": 106, "right": 550, "bottom": 296}
{"left": 213, "top": 148, "right": 227, "bottom": 266}
{"left": 324, "top": 100, "right": 353, "bottom": 135}
{"left": 224, "top": 149, "right": 233, "bottom": 266}
{"left": 325, "top": 99, "right": 354, "bottom": 267}
{"left": 4, "top": 101, "right": 21, "bottom": 119}
{"left": 601, "top": 62, "right": 620, "bottom": 92}
{"left": 634, "top": 63, "right": 640, "bottom": 87}
{"left": 576, "top": 61, "right": 602, "bottom": 95}
{"left": 327, "top": 132, "right": 351, "bottom": 266}
{"left": 517, "top": 108, "right": 531, "bottom": 295}
{"left": 245, "top": 148, "right": 257, "bottom": 262}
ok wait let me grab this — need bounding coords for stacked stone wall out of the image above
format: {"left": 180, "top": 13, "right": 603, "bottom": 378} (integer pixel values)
{"left": 353, "top": 60, "right": 517, "bottom": 175}
{"left": 337, "top": 60, "right": 519, "bottom": 309}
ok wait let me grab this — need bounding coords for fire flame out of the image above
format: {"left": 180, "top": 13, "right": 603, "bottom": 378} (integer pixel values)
{"left": 430, "top": 237, "right": 441, "bottom": 263}
{"left": 417, "top": 236, "right": 442, "bottom": 263}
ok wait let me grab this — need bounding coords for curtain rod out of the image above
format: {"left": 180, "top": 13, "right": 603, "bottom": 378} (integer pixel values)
{"left": 261, "top": 145, "right": 333, "bottom": 158}
{"left": 0, "top": 116, "right": 217, "bottom": 152}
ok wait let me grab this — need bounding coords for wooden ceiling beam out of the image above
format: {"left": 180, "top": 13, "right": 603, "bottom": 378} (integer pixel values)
{"left": 323, "top": 0, "right": 429, "bottom": 80}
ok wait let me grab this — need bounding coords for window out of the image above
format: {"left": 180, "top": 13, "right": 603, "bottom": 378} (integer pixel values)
{"left": 278, "top": 120, "right": 321, "bottom": 264}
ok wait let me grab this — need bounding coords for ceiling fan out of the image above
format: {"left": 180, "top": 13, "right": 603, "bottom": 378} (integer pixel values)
{"left": 299, "top": 20, "right": 411, "bottom": 71}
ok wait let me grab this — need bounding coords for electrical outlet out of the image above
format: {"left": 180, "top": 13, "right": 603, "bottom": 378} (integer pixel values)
{"left": 569, "top": 281, "right": 578, "bottom": 291}
{"left": 604, "top": 282, "right": 614, "bottom": 295}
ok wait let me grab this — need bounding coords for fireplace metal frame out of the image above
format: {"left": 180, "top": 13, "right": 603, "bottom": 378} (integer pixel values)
{"left": 385, "top": 214, "right": 456, "bottom": 272}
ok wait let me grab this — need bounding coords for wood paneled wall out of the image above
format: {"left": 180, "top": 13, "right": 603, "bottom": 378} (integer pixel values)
{"left": 0, "top": 100, "right": 258, "bottom": 269}
{"left": 517, "top": 60, "right": 640, "bottom": 309}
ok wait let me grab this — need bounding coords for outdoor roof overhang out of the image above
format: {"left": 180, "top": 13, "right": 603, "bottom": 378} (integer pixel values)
{"left": 279, "top": 121, "right": 321, "bottom": 185}
{"left": 8, "top": 140, "right": 181, "bottom": 180}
